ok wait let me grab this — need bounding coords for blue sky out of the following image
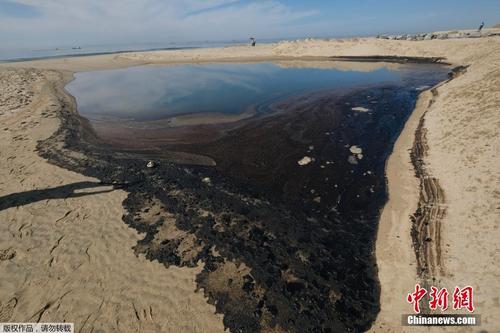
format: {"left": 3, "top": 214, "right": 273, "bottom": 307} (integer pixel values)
{"left": 0, "top": 0, "right": 499, "bottom": 49}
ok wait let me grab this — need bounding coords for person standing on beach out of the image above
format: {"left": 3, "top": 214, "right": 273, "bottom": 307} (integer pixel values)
{"left": 250, "top": 37, "right": 256, "bottom": 46}
{"left": 478, "top": 22, "right": 485, "bottom": 32}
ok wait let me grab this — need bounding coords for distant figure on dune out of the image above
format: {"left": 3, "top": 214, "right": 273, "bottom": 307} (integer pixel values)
{"left": 250, "top": 37, "right": 256, "bottom": 46}
{"left": 478, "top": 22, "right": 484, "bottom": 32}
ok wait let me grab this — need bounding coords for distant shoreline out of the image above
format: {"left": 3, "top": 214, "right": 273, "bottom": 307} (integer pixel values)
{"left": 0, "top": 45, "right": 207, "bottom": 63}
{"left": 0, "top": 39, "right": 284, "bottom": 63}
{"left": 3, "top": 27, "right": 498, "bottom": 63}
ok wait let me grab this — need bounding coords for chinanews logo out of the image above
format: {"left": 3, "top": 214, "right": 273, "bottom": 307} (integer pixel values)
{"left": 403, "top": 284, "right": 480, "bottom": 326}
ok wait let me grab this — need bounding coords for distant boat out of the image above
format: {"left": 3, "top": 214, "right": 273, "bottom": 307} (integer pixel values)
{"left": 72, "top": 46, "right": 82, "bottom": 50}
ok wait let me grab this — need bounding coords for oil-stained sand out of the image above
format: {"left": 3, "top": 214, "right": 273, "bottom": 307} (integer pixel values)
{"left": 38, "top": 63, "right": 448, "bottom": 332}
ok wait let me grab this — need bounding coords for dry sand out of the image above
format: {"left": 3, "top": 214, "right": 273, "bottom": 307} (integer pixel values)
{"left": 1, "top": 31, "right": 499, "bottom": 332}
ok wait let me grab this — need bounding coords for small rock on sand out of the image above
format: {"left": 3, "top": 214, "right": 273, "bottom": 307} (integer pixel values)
{"left": 349, "top": 145, "right": 363, "bottom": 154}
{"left": 351, "top": 106, "right": 370, "bottom": 112}
{"left": 298, "top": 156, "right": 313, "bottom": 166}
{"left": 415, "top": 85, "right": 430, "bottom": 91}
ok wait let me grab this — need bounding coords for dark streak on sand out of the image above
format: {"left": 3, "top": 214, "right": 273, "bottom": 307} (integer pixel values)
{"left": 410, "top": 112, "right": 447, "bottom": 280}
{"left": 37, "top": 61, "right": 449, "bottom": 332}
{"left": 408, "top": 66, "right": 468, "bottom": 307}
{"left": 329, "top": 55, "right": 449, "bottom": 65}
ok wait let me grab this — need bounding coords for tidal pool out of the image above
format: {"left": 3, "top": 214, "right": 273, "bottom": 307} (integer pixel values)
{"left": 67, "top": 61, "right": 447, "bottom": 122}
{"left": 63, "top": 60, "right": 450, "bottom": 332}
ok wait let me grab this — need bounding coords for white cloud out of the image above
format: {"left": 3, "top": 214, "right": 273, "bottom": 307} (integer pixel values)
{"left": 0, "top": 0, "right": 319, "bottom": 49}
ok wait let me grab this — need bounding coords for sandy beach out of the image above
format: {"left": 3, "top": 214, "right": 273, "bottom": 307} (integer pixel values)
{"left": 1, "top": 31, "right": 499, "bottom": 332}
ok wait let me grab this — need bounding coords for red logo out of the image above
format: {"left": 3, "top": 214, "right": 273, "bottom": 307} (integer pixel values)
{"left": 453, "top": 286, "right": 474, "bottom": 312}
{"left": 429, "top": 286, "right": 448, "bottom": 311}
{"left": 407, "top": 285, "right": 474, "bottom": 314}
{"left": 407, "top": 284, "right": 427, "bottom": 313}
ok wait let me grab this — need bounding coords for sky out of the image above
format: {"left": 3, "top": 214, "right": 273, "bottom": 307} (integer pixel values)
{"left": 1, "top": 0, "right": 499, "bottom": 50}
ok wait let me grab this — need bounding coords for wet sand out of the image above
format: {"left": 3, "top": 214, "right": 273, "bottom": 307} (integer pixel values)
{"left": 1, "top": 32, "right": 499, "bottom": 332}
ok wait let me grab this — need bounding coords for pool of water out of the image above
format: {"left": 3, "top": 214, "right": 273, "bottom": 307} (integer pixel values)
{"left": 67, "top": 61, "right": 447, "bottom": 122}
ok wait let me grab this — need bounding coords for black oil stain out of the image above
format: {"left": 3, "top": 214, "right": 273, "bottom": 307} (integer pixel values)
{"left": 37, "top": 64, "right": 449, "bottom": 333}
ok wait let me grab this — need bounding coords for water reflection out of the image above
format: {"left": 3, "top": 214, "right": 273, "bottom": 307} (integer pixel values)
{"left": 67, "top": 62, "right": 445, "bottom": 122}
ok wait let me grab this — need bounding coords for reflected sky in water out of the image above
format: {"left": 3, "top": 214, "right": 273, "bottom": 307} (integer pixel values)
{"left": 67, "top": 62, "right": 442, "bottom": 121}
